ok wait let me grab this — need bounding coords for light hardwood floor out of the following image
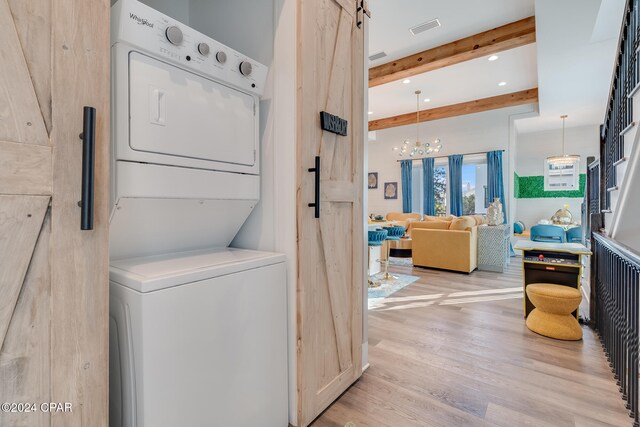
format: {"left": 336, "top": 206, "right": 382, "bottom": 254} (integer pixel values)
{"left": 312, "top": 259, "right": 632, "bottom": 427}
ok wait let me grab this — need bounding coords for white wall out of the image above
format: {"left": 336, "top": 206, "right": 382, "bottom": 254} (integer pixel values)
{"left": 368, "top": 104, "right": 536, "bottom": 219}
{"left": 514, "top": 124, "right": 599, "bottom": 228}
{"left": 189, "top": 0, "right": 274, "bottom": 66}
{"left": 136, "top": 0, "right": 189, "bottom": 23}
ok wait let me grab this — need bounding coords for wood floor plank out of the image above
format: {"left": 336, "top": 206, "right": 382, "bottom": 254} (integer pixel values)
{"left": 312, "top": 261, "right": 632, "bottom": 427}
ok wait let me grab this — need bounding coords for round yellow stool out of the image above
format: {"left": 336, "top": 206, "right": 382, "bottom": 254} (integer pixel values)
{"left": 525, "top": 283, "right": 582, "bottom": 341}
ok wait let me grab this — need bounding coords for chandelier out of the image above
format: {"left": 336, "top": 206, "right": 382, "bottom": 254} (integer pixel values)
{"left": 546, "top": 115, "right": 580, "bottom": 165}
{"left": 393, "top": 90, "right": 442, "bottom": 157}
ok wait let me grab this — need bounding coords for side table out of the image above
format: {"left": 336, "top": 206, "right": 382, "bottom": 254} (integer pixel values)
{"left": 477, "top": 224, "right": 510, "bottom": 272}
{"left": 388, "top": 237, "right": 412, "bottom": 258}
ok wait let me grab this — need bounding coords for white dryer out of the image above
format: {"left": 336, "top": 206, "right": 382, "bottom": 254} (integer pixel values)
{"left": 109, "top": 1, "right": 287, "bottom": 426}
{"left": 110, "top": 0, "right": 268, "bottom": 260}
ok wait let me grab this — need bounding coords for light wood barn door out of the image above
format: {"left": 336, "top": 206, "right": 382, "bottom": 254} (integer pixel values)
{"left": 0, "top": 0, "right": 110, "bottom": 426}
{"left": 297, "top": 0, "right": 366, "bottom": 425}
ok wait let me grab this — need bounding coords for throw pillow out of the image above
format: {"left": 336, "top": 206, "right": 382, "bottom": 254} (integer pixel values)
{"left": 416, "top": 220, "right": 451, "bottom": 230}
{"left": 449, "top": 217, "right": 475, "bottom": 231}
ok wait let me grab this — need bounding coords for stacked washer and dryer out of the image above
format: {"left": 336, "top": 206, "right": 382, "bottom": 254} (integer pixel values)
{"left": 108, "top": 1, "right": 287, "bottom": 426}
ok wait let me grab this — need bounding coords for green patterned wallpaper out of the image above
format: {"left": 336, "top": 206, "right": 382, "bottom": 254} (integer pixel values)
{"left": 514, "top": 173, "right": 586, "bottom": 199}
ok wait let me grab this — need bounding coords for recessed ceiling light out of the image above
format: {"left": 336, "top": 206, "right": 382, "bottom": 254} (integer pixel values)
{"left": 488, "top": 55, "right": 499, "bottom": 61}
{"left": 368, "top": 111, "right": 373, "bottom": 115}
{"left": 424, "top": 98, "right": 431, "bottom": 102}
{"left": 498, "top": 81, "right": 507, "bottom": 86}
{"left": 403, "top": 79, "right": 411, "bottom": 84}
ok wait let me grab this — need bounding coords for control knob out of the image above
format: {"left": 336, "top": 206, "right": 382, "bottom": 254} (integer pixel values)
{"left": 215, "top": 51, "right": 227, "bottom": 64}
{"left": 197, "top": 42, "right": 210, "bottom": 56}
{"left": 239, "top": 61, "right": 253, "bottom": 76}
{"left": 165, "top": 26, "right": 183, "bottom": 45}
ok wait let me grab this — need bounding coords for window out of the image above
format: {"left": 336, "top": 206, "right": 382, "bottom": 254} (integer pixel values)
{"left": 461, "top": 157, "right": 487, "bottom": 215}
{"left": 411, "top": 163, "right": 447, "bottom": 216}
{"left": 434, "top": 166, "right": 447, "bottom": 215}
{"left": 411, "top": 155, "right": 487, "bottom": 216}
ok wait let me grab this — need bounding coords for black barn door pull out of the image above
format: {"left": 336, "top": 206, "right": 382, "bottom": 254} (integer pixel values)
{"left": 79, "top": 106, "right": 96, "bottom": 230}
{"left": 308, "top": 156, "right": 320, "bottom": 218}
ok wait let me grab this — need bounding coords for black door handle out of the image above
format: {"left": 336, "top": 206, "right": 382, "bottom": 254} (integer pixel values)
{"left": 79, "top": 106, "right": 96, "bottom": 230}
{"left": 308, "top": 156, "right": 320, "bottom": 218}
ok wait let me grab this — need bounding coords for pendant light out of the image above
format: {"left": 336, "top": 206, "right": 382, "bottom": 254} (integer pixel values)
{"left": 392, "top": 90, "right": 442, "bottom": 157}
{"left": 546, "top": 115, "right": 580, "bottom": 165}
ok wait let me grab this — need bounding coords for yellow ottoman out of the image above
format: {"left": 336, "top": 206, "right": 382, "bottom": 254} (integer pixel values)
{"left": 525, "top": 283, "right": 582, "bottom": 341}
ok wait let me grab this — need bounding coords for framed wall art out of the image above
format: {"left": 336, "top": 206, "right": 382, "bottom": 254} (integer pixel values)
{"left": 384, "top": 182, "right": 398, "bottom": 199}
{"left": 368, "top": 172, "right": 378, "bottom": 189}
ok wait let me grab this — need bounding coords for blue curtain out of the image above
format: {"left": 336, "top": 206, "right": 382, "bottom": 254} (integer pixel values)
{"left": 448, "top": 155, "right": 463, "bottom": 216}
{"left": 422, "top": 158, "right": 435, "bottom": 216}
{"left": 400, "top": 160, "right": 412, "bottom": 213}
{"left": 487, "top": 150, "right": 506, "bottom": 223}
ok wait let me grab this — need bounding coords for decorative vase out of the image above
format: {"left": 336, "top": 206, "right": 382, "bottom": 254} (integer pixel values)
{"left": 487, "top": 198, "right": 504, "bottom": 226}
{"left": 551, "top": 204, "right": 573, "bottom": 225}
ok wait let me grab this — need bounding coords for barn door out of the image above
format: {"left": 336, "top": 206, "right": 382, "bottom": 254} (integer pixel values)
{"left": 297, "top": 0, "right": 366, "bottom": 424}
{"left": 0, "top": 0, "right": 110, "bottom": 426}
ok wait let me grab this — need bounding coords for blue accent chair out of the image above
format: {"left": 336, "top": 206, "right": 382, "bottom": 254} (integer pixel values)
{"left": 383, "top": 225, "right": 405, "bottom": 241}
{"left": 566, "top": 227, "right": 583, "bottom": 244}
{"left": 530, "top": 224, "right": 566, "bottom": 243}
{"left": 368, "top": 229, "right": 388, "bottom": 247}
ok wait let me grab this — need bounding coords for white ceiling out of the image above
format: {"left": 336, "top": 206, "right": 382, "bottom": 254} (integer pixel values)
{"left": 368, "top": 0, "right": 535, "bottom": 66}
{"left": 367, "top": 0, "right": 537, "bottom": 122}
{"left": 515, "top": 0, "right": 625, "bottom": 133}
{"left": 368, "top": 44, "right": 538, "bottom": 121}
{"left": 367, "top": 0, "right": 625, "bottom": 135}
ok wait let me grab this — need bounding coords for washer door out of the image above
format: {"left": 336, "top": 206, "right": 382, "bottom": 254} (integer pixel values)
{"left": 128, "top": 52, "right": 256, "bottom": 167}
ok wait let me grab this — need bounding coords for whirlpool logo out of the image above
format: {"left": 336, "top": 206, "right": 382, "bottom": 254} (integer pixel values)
{"left": 129, "top": 13, "right": 154, "bottom": 28}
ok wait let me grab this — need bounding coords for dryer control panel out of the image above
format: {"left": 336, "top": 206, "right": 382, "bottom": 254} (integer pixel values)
{"left": 111, "top": 0, "right": 268, "bottom": 97}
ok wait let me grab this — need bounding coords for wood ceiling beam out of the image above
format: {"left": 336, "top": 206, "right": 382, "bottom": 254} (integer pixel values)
{"left": 368, "top": 88, "right": 538, "bottom": 131}
{"left": 369, "top": 16, "right": 536, "bottom": 87}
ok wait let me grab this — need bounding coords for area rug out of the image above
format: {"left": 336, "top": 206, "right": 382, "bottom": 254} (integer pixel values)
{"left": 368, "top": 273, "right": 419, "bottom": 309}
{"left": 387, "top": 257, "right": 413, "bottom": 267}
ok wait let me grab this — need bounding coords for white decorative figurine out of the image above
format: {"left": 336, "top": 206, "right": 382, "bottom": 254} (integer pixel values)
{"left": 487, "top": 198, "right": 504, "bottom": 226}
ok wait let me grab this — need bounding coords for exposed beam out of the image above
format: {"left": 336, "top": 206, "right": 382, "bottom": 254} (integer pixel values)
{"left": 369, "top": 16, "right": 536, "bottom": 87}
{"left": 368, "top": 88, "right": 538, "bottom": 131}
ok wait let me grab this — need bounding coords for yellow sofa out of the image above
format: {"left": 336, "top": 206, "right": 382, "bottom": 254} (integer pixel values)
{"left": 410, "top": 216, "right": 480, "bottom": 273}
{"left": 385, "top": 212, "right": 422, "bottom": 231}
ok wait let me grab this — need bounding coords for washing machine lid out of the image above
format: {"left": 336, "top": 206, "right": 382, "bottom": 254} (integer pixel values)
{"left": 109, "top": 247, "right": 285, "bottom": 293}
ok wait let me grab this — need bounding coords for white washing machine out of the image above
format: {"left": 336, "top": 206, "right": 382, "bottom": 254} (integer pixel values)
{"left": 109, "top": 1, "right": 287, "bottom": 426}
{"left": 109, "top": 248, "right": 287, "bottom": 427}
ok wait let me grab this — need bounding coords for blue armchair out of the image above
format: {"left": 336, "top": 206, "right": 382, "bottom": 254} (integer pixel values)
{"left": 530, "top": 224, "right": 567, "bottom": 243}
{"left": 566, "top": 226, "right": 583, "bottom": 243}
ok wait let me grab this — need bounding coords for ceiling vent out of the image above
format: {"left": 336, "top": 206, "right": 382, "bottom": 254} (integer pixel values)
{"left": 409, "top": 18, "right": 441, "bottom": 36}
{"left": 368, "top": 51, "right": 387, "bottom": 61}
